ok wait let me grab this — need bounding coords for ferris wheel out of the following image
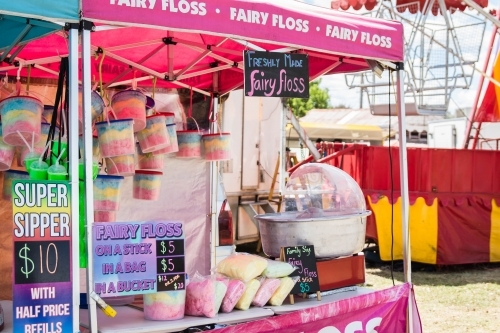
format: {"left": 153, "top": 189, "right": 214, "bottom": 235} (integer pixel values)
{"left": 343, "top": 0, "right": 490, "bottom": 116}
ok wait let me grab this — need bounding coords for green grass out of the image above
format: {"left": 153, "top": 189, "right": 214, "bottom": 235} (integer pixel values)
{"left": 365, "top": 264, "right": 500, "bottom": 333}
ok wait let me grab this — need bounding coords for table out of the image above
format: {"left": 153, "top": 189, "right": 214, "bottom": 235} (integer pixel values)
{"left": 79, "top": 306, "right": 274, "bottom": 333}
{"left": 266, "top": 286, "right": 374, "bottom": 314}
{"left": 2, "top": 287, "right": 378, "bottom": 332}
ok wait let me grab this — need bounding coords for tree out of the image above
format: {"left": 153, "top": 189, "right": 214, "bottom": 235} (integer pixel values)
{"left": 287, "top": 79, "right": 331, "bottom": 118}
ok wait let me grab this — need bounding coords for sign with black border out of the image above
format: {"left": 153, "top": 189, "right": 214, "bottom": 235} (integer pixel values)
{"left": 244, "top": 51, "right": 309, "bottom": 98}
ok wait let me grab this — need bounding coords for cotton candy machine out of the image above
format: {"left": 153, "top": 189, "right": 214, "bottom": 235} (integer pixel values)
{"left": 255, "top": 163, "right": 371, "bottom": 258}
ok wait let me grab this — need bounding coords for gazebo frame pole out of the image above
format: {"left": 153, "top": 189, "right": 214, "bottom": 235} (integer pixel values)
{"left": 395, "top": 63, "right": 412, "bottom": 333}
{"left": 81, "top": 20, "right": 99, "bottom": 333}
{"left": 68, "top": 24, "right": 80, "bottom": 333}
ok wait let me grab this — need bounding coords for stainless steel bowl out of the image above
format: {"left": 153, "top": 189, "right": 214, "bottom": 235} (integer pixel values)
{"left": 255, "top": 211, "right": 371, "bottom": 258}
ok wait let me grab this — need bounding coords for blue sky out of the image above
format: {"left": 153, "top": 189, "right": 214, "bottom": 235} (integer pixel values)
{"left": 298, "top": 0, "right": 500, "bottom": 114}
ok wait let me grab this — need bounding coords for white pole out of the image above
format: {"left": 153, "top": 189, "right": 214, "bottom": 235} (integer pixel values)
{"left": 395, "top": 65, "right": 412, "bottom": 333}
{"left": 210, "top": 97, "right": 219, "bottom": 269}
{"left": 68, "top": 26, "right": 80, "bottom": 333}
{"left": 280, "top": 100, "right": 286, "bottom": 195}
{"left": 81, "top": 23, "right": 99, "bottom": 333}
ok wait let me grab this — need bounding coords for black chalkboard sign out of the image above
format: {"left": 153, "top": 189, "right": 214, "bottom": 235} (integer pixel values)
{"left": 281, "top": 245, "right": 320, "bottom": 295}
{"left": 14, "top": 240, "right": 71, "bottom": 284}
{"left": 155, "top": 237, "right": 187, "bottom": 292}
{"left": 244, "top": 51, "right": 309, "bottom": 98}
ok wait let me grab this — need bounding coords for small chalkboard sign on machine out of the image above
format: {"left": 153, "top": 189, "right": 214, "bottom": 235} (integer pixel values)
{"left": 280, "top": 245, "right": 321, "bottom": 302}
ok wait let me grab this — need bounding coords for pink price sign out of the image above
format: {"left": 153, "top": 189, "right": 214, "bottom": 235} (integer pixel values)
{"left": 210, "top": 283, "right": 422, "bottom": 333}
{"left": 92, "top": 221, "right": 186, "bottom": 297}
{"left": 82, "top": 0, "right": 404, "bottom": 62}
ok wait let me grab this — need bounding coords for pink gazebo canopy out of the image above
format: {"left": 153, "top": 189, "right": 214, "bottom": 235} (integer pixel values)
{"left": 0, "top": 0, "right": 404, "bottom": 95}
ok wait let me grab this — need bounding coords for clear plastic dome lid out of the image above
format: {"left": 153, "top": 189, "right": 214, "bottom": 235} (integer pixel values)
{"left": 282, "top": 163, "right": 366, "bottom": 217}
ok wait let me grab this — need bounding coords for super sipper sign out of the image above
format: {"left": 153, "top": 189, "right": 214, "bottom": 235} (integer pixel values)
{"left": 12, "top": 181, "right": 73, "bottom": 333}
{"left": 13, "top": 182, "right": 70, "bottom": 238}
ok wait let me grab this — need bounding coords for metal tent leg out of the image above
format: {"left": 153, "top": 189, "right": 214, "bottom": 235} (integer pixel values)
{"left": 81, "top": 22, "right": 99, "bottom": 333}
{"left": 68, "top": 26, "right": 80, "bottom": 333}
{"left": 395, "top": 65, "right": 412, "bottom": 333}
{"left": 210, "top": 97, "right": 220, "bottom": 269}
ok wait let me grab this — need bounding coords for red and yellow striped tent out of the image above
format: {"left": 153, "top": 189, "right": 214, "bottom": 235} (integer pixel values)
{"left": 318, "top": 143, "right": 500, "bottom": 265}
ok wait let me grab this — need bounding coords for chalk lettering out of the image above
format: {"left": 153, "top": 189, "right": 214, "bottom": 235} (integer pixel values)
{"left": 288, "top": 258, "right": 303, "bottom": 274}
{"left": 286, "top": 246, "right": 301, "bottom": 257}
{"left": 284, "top": 54, "right": 303, "bottom": 68}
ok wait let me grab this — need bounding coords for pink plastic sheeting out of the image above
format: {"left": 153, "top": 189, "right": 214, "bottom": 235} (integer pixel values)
{"left": 212, "top": 283, "right": 422, "bottom": 333}
{"left": 82, "top": 0, "right": 403, "bottom": 62}
{"left": 0, "top": 29, "right": 392, "bottom": 94}
{"left": 0, "top": 0, "right": 403, "bottom": 95}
